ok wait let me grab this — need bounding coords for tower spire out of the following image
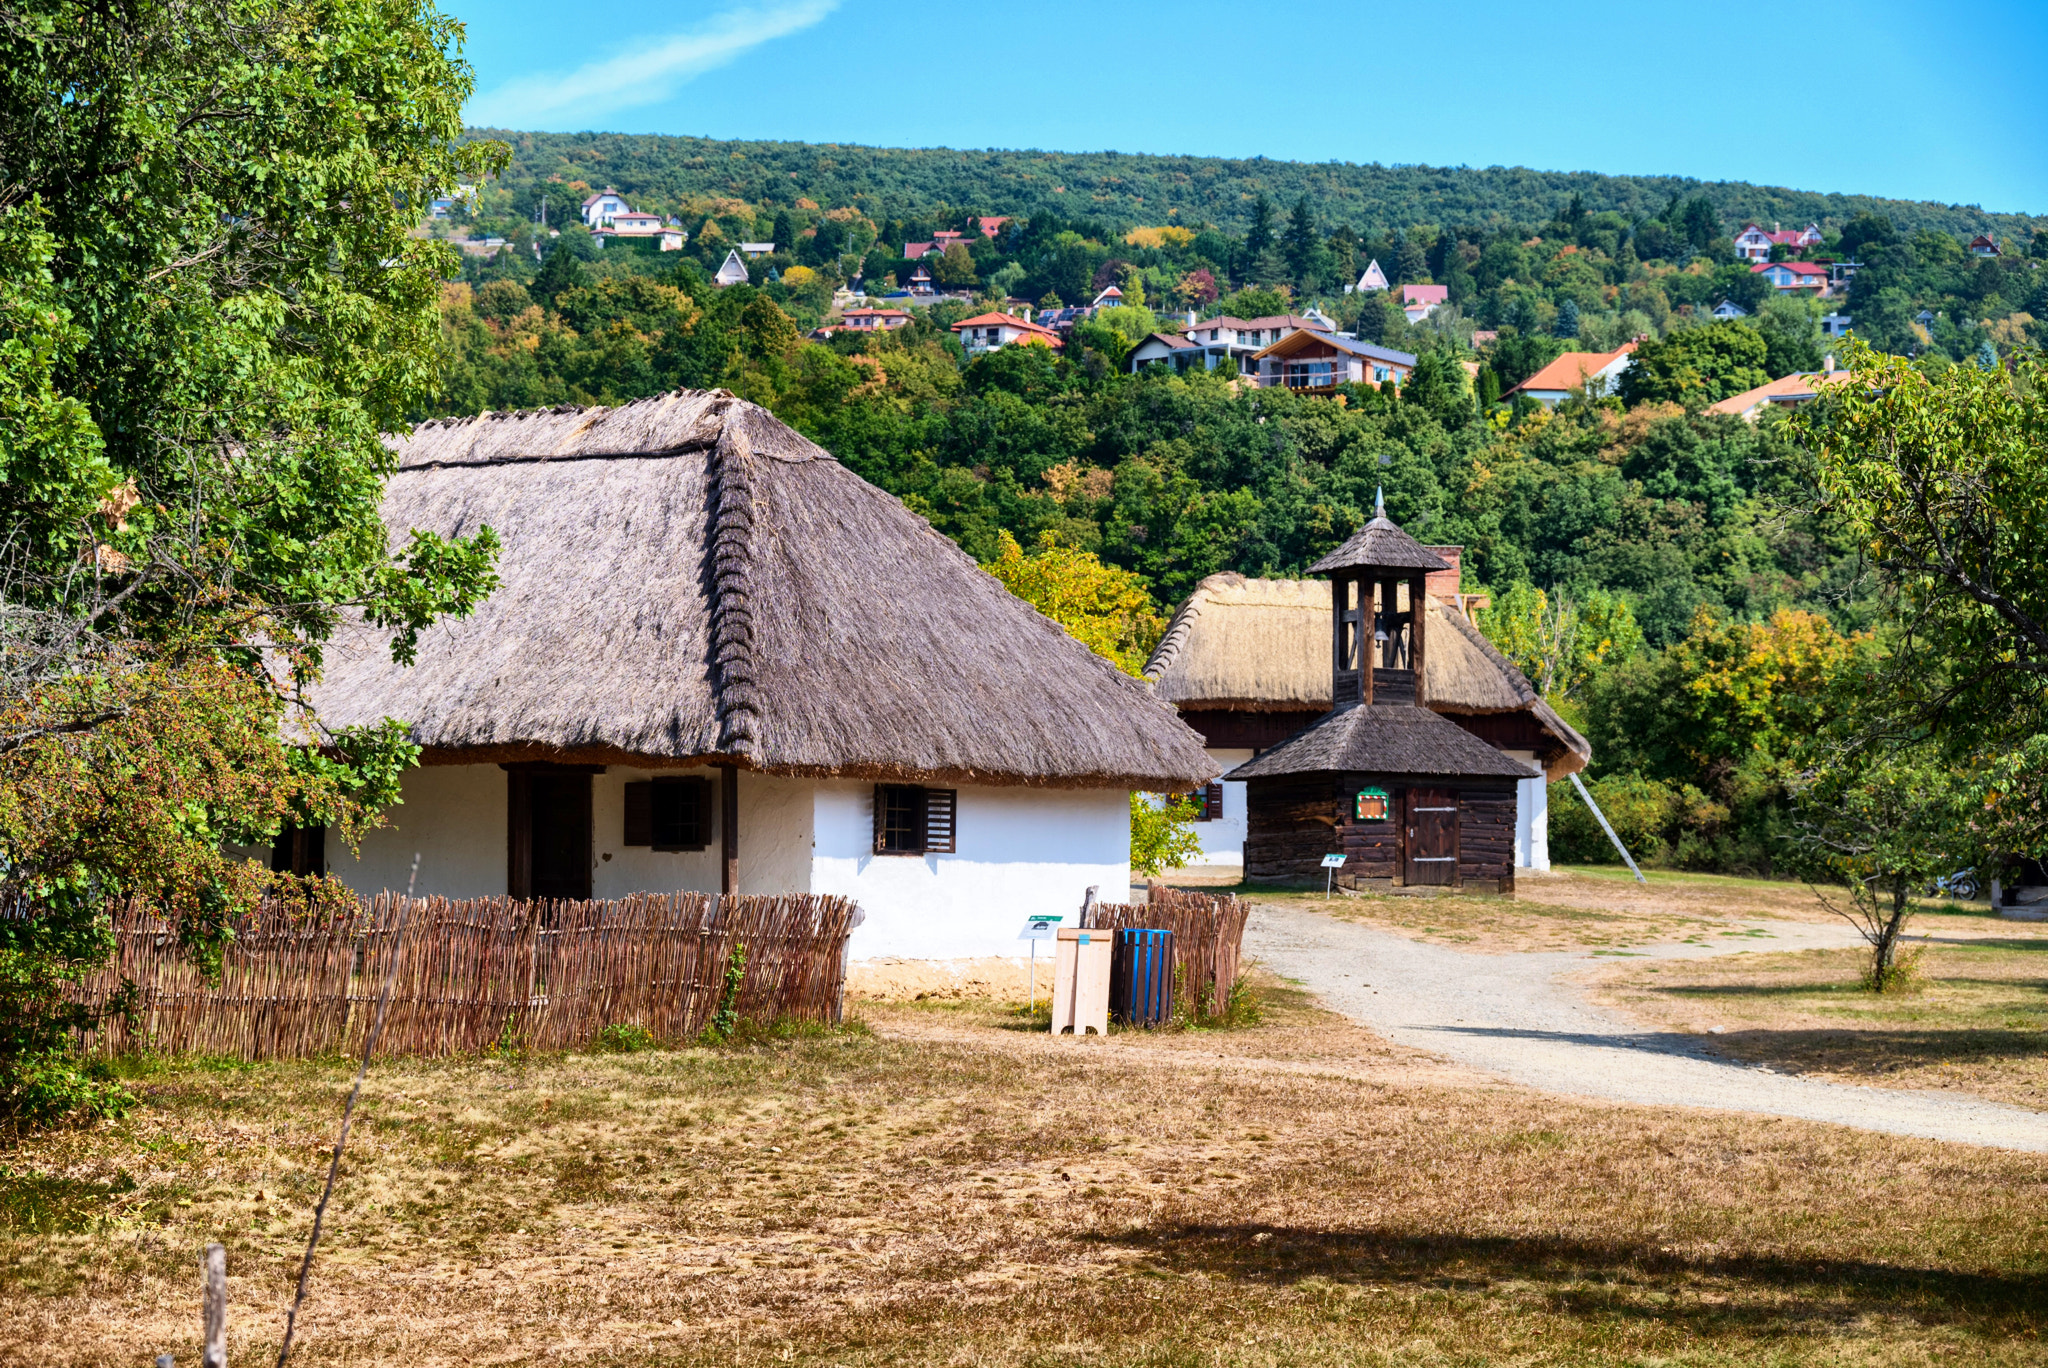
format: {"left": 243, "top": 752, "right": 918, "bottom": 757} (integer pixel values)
{"left": 1374, "top": 486, "right": 1385, "bottom": 519}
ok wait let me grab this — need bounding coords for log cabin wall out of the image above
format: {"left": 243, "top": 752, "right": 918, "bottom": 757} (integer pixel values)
{"left": 1244, "top": 774, "right": 1342, "bottom": 882}
{"left": 1457, "top": 784, "right": 1518, "bottom": 893}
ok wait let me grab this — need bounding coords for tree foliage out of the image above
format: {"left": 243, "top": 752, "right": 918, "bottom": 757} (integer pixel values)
{"left": 0, "top": 0, "right": 501, "bottom": 1120}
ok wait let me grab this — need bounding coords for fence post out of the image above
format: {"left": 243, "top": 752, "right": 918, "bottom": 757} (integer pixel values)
{"left": 201, "top": 1242, "right": 226, "bottom": 1368}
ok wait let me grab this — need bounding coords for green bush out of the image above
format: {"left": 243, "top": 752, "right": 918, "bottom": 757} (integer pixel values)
{"left": 1550, "top": 774, "right": 1680, "bottom": 864}
{"left": 593, "top": 1023, "right": 656, "bottom": 1054}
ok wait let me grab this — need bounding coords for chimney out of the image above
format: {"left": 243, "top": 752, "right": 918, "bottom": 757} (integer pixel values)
{"left": 1187, "top": 309, "right": 1198, "bottom": 327}
{"left": 1423, "top": 546, "right": 1463, "bottom": 607}
{"left": 1823, "top": 353, "right": 1837, "bottom": 374}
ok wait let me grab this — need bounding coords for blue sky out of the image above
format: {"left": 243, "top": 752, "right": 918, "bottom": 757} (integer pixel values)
{"left": 459, "top": 0, "right": 2047, "bottom": 214}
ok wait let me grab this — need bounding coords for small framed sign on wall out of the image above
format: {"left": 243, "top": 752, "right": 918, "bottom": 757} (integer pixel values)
{"left": 1355, "top": 787, "right": 1391, "bottom": 822}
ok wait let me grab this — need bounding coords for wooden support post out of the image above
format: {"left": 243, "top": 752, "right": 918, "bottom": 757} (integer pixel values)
{"left": 1363, "top": 576, "right": 1376, "bottom": 705}
{"left": 201, "top": 1243, "right": 226, "bottom": 1368}
{"left": 1410, "top": 572, "right": 1426, "bottom": 691}
{"left": 718, "top": 763, "right": 739, "bottom": 896}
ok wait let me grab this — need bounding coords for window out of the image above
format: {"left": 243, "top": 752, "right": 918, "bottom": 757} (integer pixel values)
{"left": 1197, "top": 783, "right": 1224, "bottom": 822}
{"left": 623, "top": 777, "right": 712, "bottom": 851}
{"left": 873, "top": 785, "right": 957, "bottom": 855}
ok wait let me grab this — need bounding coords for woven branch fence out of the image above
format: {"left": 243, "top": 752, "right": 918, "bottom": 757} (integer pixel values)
{"left": 72, "top": 892, "right": 859, "bottom": 1061}
{"left": 1086, "top": 885, "right": 1250, "bottom": 1016}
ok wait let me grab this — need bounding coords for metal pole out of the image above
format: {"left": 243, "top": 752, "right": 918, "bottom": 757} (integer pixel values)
{"left": 1568, "top": 772, "right": 1646, "bottom": 883}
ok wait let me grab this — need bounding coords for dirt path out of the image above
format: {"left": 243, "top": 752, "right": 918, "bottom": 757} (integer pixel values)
{"left": 1246, "top": 903, "right": 2048, "bottom": 1152}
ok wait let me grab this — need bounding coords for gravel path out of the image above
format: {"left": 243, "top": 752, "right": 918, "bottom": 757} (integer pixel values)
{"left": 1246, "top": 903, "right": 2048, "bottom": 1152}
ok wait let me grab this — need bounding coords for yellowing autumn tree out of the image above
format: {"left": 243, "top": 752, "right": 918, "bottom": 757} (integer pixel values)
{"left": 983, "top": 530, "right": 1165, "bottom": 676}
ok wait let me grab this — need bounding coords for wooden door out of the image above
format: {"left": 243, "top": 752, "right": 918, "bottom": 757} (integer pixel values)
{"left": 1405, "top": 787, "right": 1458, "bottom": 886}
{"left": 527, "top": 772, "right": 592, "bottom": 901}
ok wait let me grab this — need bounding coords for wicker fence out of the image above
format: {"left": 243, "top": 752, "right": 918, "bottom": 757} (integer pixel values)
{"left": 1086, "top": 885, "right": 1250, "bottom": 1016}
{"left": 73, "top": 891, "right": 859, "bottom": 1061}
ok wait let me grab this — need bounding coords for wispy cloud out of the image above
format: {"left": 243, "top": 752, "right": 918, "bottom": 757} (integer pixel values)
{"left": 467, "top": 0, "right": 839, "bottom": 129}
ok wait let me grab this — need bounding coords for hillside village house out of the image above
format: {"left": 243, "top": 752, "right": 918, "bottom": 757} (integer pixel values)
{"left": 307, "top": 391, "right": 1214, "bottom": 961}
{"left": 1145, "top": 563, "right": 1587, "bottom": 871}
{"left": 814, "top": 307, "right": 913, "bottom": 339}
{"left": 1711, "top": 300, "right": 1749, "bottom": 321}
{"left": 1821, "top": 311, "right": 1853, "bottom": 337}
{"left": 1399, "top": 284, "right": 1449, "bottom": 323}
{"left": 740, "top": 242, "right": 777, "bottom": 259}
{"left": 714, "top": 250, "right": 750, "bottom": 287}
{"left": 1970, "top": 233, "right": 2001, "bottom": 257}
{"left": 1351, "top": 259, "right": 1391, "bottom": 293}
{"left": 580, "top": 188, "right": 630, "bottom": 228}
{"left": 1251, "top": 330, "right": 1417, "bottom": 392}
{"left": 1125, "top": 314, "right": 1328, "bottom": 375}
{"left": 1504, "top": 342, "right": 1637, "bottom": 406}
{"left": 1734, "top": 222, "right": 1823, "bottom": 262}
{"left": 1753, "top": 260, "right": 1830, "bottom": 295}
{"left": 952, "top": 311, "right": 1062, "bottom": 355}
{"left": 1707, "top": 362, "right": 1854, "bottom": 421}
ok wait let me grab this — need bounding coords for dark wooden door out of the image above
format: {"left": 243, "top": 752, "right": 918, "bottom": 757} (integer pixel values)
{"left": 1405, "top": 787, "right": 1458, "bottom": 886}
{"left": 528, "top": 772, "right": 592, "bottom": 901}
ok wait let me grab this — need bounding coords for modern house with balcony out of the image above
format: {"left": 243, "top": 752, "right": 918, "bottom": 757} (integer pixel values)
{"left": 1752, "top": 260, "right": 1830, "bottom": 295}
{"left": 1734, "top": 222, "right": 1824, "bottom": 263}
{"left": 952, "top": 311, "right": 1063, "bottom": 355}
{"left": 1125, "top": 314, "right": 1330, "bottom": 377}
{"left": 1504, "top": 342, "right": 1637, "bottom": 407}
{"left": 1250, "top": 331, "right": 1417, "bottom": 392}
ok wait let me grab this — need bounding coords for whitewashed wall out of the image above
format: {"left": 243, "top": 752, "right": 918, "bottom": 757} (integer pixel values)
{"left": 810, "top": 780, "right": 1129, "bottom": 961}
{"left": 336, "top": 764, "right": 508, "bottom": 898}
{"left": 334, "top": 766, "right": 1128, "bottom": 959}
{"left": 1508, "top": 751, "right": 1550, "bottom": 871}
{"left": 1196, "top": 748, "right": 1253, "bottom": 864}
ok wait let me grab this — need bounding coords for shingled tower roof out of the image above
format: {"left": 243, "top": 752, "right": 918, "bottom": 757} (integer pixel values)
{"left": 1307, "top": 490, "right": 1451, "bottom": 575}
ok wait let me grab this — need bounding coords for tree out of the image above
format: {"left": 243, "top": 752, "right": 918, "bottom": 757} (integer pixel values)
{"left": 1281, "top": 195, "right": 1329, "bottom": 291}
{"left": 982, "top": 530, "right": 1164, "bottom": 675}
{"left": 1791, "top": 344, "right": 2048, "bottom": 789}
{"left": 1241, "top": 195, "right": 1275, "bottom": 284}
{"left": 1393, "top": 230, "right": 1427, "bottom": 285}
{"left": 1837, "top": 212, "right": 1898, "bottom": 258}
{"left": 1130, "top": 793, "right": 1203, "bottom": 876}
{"left": 1793, "top": 739, "right": 1968, "bottom": 990}
{"left": 0, "top": 0, "right": 502, "bottom": 1119}
{"left": 933, "top": 240, "right": 978, "bottom": 287}
{"left": 1679, "top": 196, "right": 1720, "bottom": 253}
{"left": 1402, "top": 350, "right": 1472, "bottom": 429}
{"left": 1479, "top": 585, "right": 1641, "bottom": 701}
{"left": 1552, "top": 298, "right": 1582, "bottom": 340}
{"left": 1618, "top": 322, "right": 1771, "bottom": 407}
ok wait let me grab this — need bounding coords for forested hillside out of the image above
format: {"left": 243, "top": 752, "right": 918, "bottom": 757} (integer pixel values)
{"left": 466, "top": 129, "right": 2044, "bottom": 242}
{"left": 425, "top": 137, "right": 2048, "bottom": 877}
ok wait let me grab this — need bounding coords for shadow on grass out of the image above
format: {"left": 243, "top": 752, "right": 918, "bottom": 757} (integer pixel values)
{"left": 1088, "top": 1221, "right": 2048, "bottom": 1330}
{"left": 1433, "top": 1020, "right": 2048, "bottom": 1071}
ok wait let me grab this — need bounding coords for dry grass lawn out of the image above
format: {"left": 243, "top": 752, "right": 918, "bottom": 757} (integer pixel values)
{"left": 1590, "top": 918, "right": 2048, "bottom": 1111}
{"left": 5, "top": 976, "right": 2048, "bottom": 1366}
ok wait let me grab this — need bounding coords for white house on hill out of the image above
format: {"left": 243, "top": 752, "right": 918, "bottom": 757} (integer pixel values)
{"left": 307, "top": 392, "right": 1215, "bottom": 961}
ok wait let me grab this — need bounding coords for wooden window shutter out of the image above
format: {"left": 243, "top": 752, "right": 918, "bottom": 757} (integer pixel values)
{"left": 623, "top": 782, "right": 653, "bottom": 846}
{"left": 924, "top": 788, "right": 957, "bottom": 854}
{"left": 1202, "top": 783, "right": 1224, "bottom": 822}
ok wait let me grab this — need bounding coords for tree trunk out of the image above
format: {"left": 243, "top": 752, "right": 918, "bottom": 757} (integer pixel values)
{"left": 1871, "top": 877, "right": 1912, "bottom": 991}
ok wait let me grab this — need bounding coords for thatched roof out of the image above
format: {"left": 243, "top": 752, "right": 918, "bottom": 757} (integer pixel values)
{"left": 1228, "top": 704, "right": 1538, "bottom": 782}
{"left": 1308, "top": 513, "right": 1451, "bottom": 575}
{"left": 1143, "top": 574, "right": 1590, "bottom": 776}
{"left": 313, "top": 390, "right": 1215, "bottom": 790}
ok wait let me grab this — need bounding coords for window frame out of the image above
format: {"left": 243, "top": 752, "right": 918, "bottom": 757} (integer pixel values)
{"left": 873, "top": 784, "right": 958, "bottom": 856}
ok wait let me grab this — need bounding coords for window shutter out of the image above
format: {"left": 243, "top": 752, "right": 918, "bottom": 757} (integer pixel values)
{"left": 924, "top": 788, "right": 957, "bottom": 854}
{"left": 679, "top": 777, "right": 711, "bottom": 849}
{"left": 1202, "top": 783, "right": 1224, "bottom": 822}
{"left": 623, "top": 782, "right": 653, "bottom": 846}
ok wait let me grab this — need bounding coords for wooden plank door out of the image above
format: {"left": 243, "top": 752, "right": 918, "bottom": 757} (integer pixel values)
{"left": 528, "top": 772, "right": 593, "bottom": 901}
{"left": 1405, "top": 787, "right": 1458, "bottom": 886}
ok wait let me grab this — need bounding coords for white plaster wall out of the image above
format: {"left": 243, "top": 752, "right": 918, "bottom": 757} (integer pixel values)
{"left": 592, "top": 766, "right": 721, "bottom": 899}
{"left": 1508, "top": 751, "right": 1550, "bottom": 871}
{"left": 810, "top": 781, "right": 1129, "bottom": 961}
{"left": 333, "top": 764, "right": 507, "bottom": 899}
{"left": 739, "top": 772, "right": 814, "bottom": 897}
{"left": 1198, "top": 748, "right": 1253, "bottom": 864}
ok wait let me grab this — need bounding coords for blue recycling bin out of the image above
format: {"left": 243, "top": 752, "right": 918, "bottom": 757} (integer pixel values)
{"left": 1110, "top": 927, "right": 1174, "bottom": 1027}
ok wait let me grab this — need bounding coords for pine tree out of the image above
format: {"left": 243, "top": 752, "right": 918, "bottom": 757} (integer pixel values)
{"left": 1241, "top": 195, "right": 1275, "bottom": 283}
{"left": 1977, "top": 338, "right": 2001, "bottom": 370}
{"left": 770, "top": 209, "right": 795, "bottom": 252}
{"left": 1554, "top": 298, "right": 1582, "bottom": 340}
{"left": 1282, "top": 195, "right": 1317, "bottom": 286}
{"left": 1393, "top": 230, "right": 1427, "bottom": 284}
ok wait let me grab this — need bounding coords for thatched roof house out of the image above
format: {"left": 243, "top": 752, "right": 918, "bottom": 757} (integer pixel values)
{"left": 310, "top": 389, "right": 1213, "bottom": 957}
{"left": 318, "top": 389, "right": 1211, "bottom": 789}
